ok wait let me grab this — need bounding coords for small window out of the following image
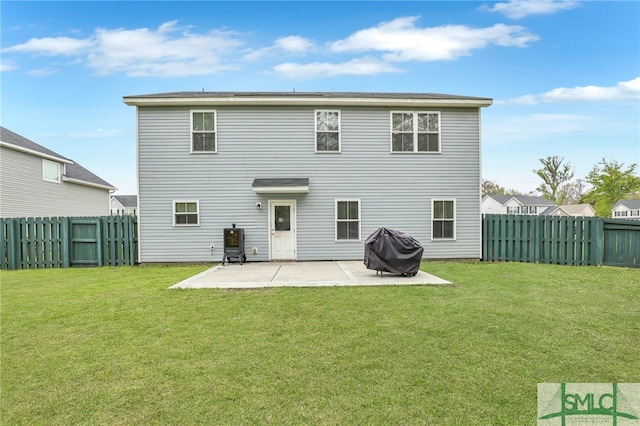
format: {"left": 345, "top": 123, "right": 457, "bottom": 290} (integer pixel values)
{"left": 507, "top": 206, "right": 520, "bottom": 215}
{"left": 432, "top": 199, "right": 455, "bottom": 240}
{"left": 191, "top": 111, "right": 216, "bottom": 153}
{"left": 316, "top": 110, "right": 340, "bottom": 152}
{"left": 336, "top": 200, "right": 360, "bottom": 241}
{"left": 174, "top": 201, "right": 199, "bottom": 226}
{"left": 391, "top": 112, "right": 440, "bottom": 153}
{"left": 42, "top": 159, "right": 60, "bottom": 183}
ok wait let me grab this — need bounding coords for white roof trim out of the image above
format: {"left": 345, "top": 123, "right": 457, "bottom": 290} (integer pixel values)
{"left": 0, "top": 141, "right": 73, "bottom": 164}
{"left": 62, "top": 176, "right": 117, "bottom": 191}
{"left": 124, "top": 96, "right": 493, "bottom": 108}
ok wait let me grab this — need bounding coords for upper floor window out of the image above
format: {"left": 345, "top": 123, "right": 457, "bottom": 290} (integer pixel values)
{"left": 432, "top": 199, "right": 455, "bottom": 240}
{"left": 391, "top": 112, "right": 440, "bottom": 153}
{"left": 631, "top": 209, "right": 640, "bottom": 217}
{"left": 174, "top": 201, "right": 199, "bottom": 226}
{"left": 42, "top": 159, "right": 60, "bottom": 183}
{"left": 191, "top": 111, "right": 216, "bottom": 153}
{"left": 507, "top": 206, "right": 520, "bottom": 215}
{"left": 614, "top": 210, "right": 628, "bottom": 217}
{"left": 316, "top": 110, "right": 341, "bottom": 152}
{"left": 335, "top": 199, "right": 360, "bottom": 241}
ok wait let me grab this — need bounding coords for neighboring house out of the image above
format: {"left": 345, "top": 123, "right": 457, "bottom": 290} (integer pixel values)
{"left": 482, "top": 194, "right": 556, "bottom": 216}
{"left": 543, "top": 204, "right": 596, "bottom": 217}
{"left": 612, "top": 199, "right": 640, "bottom": 220}
{"left": 0, "top": 127, "right": 116, "bottom": 218}
{"left": 124, "top": 91, "right": 492, "bottom": 263}
{"left": 110, "top": 195, "right": 138, "bottom": 216}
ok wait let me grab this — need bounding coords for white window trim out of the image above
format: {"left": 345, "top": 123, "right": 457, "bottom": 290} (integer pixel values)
{"left": 431, "top": 198, "right": 456, "bottom": 241}
{"left": 315, "top": 109, "right": 341, "bottom": 153}
{"left": 390, "top": 111, "right": 441, "bottom": 154}
{"left": 335, "top": 198, "right": 361, "bottom": 242}
{"left": 173, "top": 200, "right": 200, "bottom": 227}
{"left": 190, "top": 110, "right": 217, "bottom": 154}
{"left": 42, "top": 159, "right": 61, "bottom": 183}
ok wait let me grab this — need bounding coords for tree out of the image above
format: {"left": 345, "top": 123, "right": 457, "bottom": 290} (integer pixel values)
{"left": 482, "top": 179, "right": 520, "bottom": 197}
{"left": 560, "top": 178, "right": 589, "bottom": 204}
{"left": 584, "top": 158, "right": 640, "bottom": 217}
{"left": 533, "top": 156, "right": 574, "bottom": 204}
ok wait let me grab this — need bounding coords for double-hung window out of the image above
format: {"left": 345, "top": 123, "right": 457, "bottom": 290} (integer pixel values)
{"left": 391, "top": 111, "right": 440, "bottom": 153}
{"left": 174, "top": 201, "right": 199, "bottom": 226}
{"left": 316, "top": 110, "right": 340, "bottom": 152}
{"left": 191, "top": 111, "right": 216, "bottom": 153}
{"left": 42, "top": 159, "right": 60, "bottom": 183}
{"left": 335, "top": 199, "right": 360, "bottom": 241}
{"left": 432, "top": 199, "right": 455, "bottom": 240}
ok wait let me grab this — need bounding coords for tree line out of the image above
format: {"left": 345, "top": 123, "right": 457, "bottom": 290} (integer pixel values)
{"left": 483, "top": 156, "right": 640, "bottom": 217}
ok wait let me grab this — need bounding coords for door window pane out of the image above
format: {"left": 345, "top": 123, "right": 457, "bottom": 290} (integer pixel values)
{"left": 274, "top": 206, "right": 291, "bottom": 231}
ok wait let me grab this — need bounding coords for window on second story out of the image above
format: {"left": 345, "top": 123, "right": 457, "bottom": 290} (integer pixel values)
{"left": 191, "top": 111, "right": 216, "bottom": 153}
{"left": 316, "top": 110, "right": 340, "bottom": 152}
{"left": 391, "top": 112, "right": 440, "bottom": 153}
{"left": 507, "top": 206, "right": 520, "bottom": 215}
{"left": 614, "top": 210, "right": 628, "bottom": 217}
{"left": 631, "top": 209, "right": 640, "bottom": 217}
{"left": 42, "top": 159, "right": 60, "bottom": 183}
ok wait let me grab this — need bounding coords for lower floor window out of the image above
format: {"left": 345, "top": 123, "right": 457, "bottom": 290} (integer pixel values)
{"left": 432, "top": 199, "right": 455, "bottom": 239}
{"left": 336, "top": 200, "right": 360, "bottom": 241}
{"left": 174, "top": 201, "right": 199, "bottom": 226}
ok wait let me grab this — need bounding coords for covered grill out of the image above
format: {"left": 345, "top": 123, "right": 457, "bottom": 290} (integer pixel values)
{"left": 364, "top": 228, "right": 424, "bottom": 277}
{"left": 222, "top": 224, "right": 246, "bottom": 265}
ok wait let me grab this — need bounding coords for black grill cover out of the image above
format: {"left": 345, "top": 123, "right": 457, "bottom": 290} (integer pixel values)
{"left": 364, "top": 228, "right": 424, "bottom": 276}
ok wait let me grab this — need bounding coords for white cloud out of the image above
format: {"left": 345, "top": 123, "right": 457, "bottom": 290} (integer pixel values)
{"left": 498, "top": 77, "right": 640, "bottom": 104}
{"left": 26, "top": 67, "right": 60, "bottom": 77}
{"left": 3, "top": 36, "right": 94, "bottom": 56}
{"left": 0, "top": 60, "right": 18, "bottom": 72}
{"left": 482, "top": 0, "right": 580, "bottom": 19}
{"left": 3, "top": 21, "right": 244, "bottom": 77}
{"left": 484, "top": 113, "right": 591, "bottom": 143}
{"left": 330, "top": 16, "right": 539, "bottom": 62}
{"left": 244, "top": 35, "right": 314, "bottom": 61}
{"left": 275, "top": 36, "right": 314, "bottom": 53}
{"left": 272, "top": 57, "right": 402, "bottom": 79}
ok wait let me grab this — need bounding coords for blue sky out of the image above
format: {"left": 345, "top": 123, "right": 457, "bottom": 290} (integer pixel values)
{"left": 1, "top": 0, "right": 638, "bottom": 196}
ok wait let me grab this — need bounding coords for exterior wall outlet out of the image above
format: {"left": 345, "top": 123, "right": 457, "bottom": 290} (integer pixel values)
{"left": 252, "top": 247, "right": 258, "bottom": 254}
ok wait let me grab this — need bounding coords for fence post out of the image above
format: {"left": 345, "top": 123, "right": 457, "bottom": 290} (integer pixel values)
{"left": 594, "top": 218, "right": 604, "bottom": 266}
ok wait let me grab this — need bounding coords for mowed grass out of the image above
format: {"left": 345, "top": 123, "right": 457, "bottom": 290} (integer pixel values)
{"left": 1, "top": 262, "right": 639, "bottom": 425}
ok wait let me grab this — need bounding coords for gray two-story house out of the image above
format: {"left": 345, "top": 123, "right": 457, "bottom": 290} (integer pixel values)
{"left": 0, "top": 126, "right": 116, "bottom": 218}
{"left": 123, "top": 91, "right": 492, "bottom": 263}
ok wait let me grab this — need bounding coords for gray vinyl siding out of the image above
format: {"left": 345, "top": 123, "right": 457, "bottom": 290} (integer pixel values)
{"left": 137, "top": 106, "right": 482, "bottom": 262}
{"left": 0, "top": 147, "right": 110, "bottom": 217}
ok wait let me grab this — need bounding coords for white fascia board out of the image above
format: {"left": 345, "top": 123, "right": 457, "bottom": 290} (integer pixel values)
{"left": 252, "top": 186, "right": 309, "bottom": 194}
{"left": 62, "top": 176, "right": 117, "bottom": 191}
{"left": 123, "top": 96, "right": 493, "bottom": 108}
{"left": 0, "top": 141, "right": 73, "bottom": 164}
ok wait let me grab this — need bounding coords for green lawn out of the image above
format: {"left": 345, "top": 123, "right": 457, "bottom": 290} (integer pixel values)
{"left": 1, "top": 262, "right": 638, "bottom": 425}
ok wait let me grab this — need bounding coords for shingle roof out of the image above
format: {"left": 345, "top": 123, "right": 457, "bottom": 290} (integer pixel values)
{"left": 614, "top": 199, "right": 640, "bottom": 209}
{"left": 125, "top": 91, "right": 492, "bottom": 101}
{"left": 485, "top": 194, "right": 555, "bottom": 206}
{"left": 113, "top": 195, "right": 138, "bottom": 207}
{"left": 0, "top": 126, "right": 115, "bottom": 190}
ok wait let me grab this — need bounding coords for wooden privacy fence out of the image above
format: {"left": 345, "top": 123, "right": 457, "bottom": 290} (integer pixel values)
{"left": 482, "top": 214, "right": 639, "bottom": 267}
{"left": 1, "top": 215, "right": 138, "bottom": 270}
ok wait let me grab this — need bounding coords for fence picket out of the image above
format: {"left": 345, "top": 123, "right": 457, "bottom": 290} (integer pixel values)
{"left": 1, "top": 215, "right": 137, "bottom": 270}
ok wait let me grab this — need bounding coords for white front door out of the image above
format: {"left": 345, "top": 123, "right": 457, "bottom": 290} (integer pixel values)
{"left": 269, "top": 200, "right": 296, "bottom": 260}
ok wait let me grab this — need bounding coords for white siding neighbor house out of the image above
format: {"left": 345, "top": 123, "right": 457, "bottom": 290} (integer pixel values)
{"left": 612, "top": 199, "right": 640, "bottom": 220}
{"left": 481, "top": 194, "right": 556, "bottom": 215}
{"left": 545, "top": 204, "right": 596, "bottom": 217}
{"left": 0, "top": 127, "right": 116, "bottom": 218}
{"left": 110, "top": 195, "right": 138, "bottom": 216}
{"left": 124, "top": 91, "right": 492, "bottom": 263}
